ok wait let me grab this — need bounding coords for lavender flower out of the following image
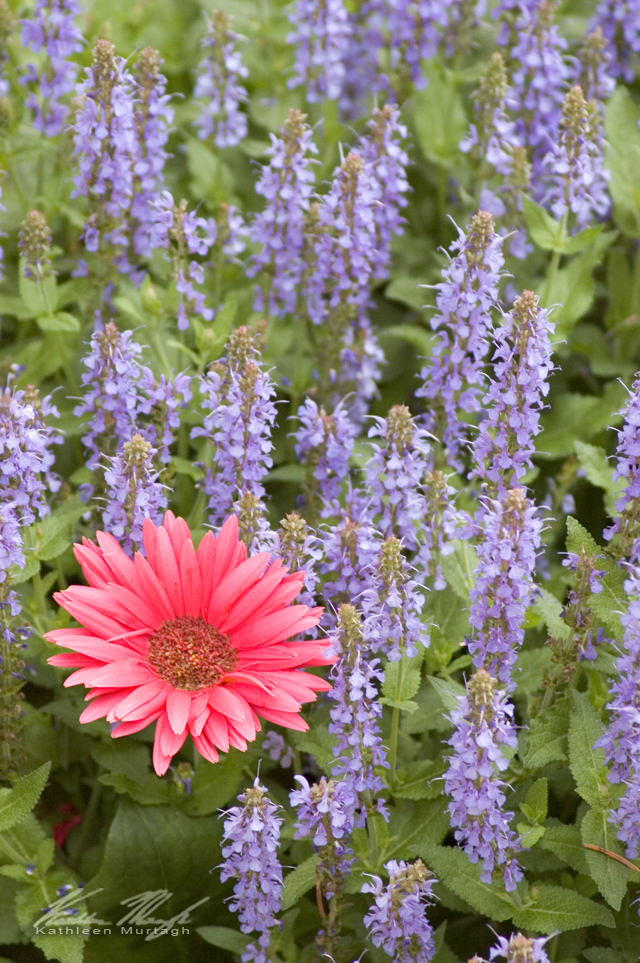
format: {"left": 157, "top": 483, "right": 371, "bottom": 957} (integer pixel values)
{"left": 75, "top": 323, "right": 145, "bottom": 479}
{"left": 357, "top": 104, "right": 410, "bottom": 279}
{"left": 250, "top": 109, "right": 318, "bottom": 316}
{"left": 385, "top": 0, "right": 447, "bottom": 92}
{"left": 445, "top": 669, "right": 523, "bottom": 890}
{"left": 471, "top": 290, "right": 554, "bottom": 491}
{"left": 0, "top": 384, "right": 61, "bottom": 527}
{"left": 234, "top": 490, "right": 274, "bottom": 555}
{"left": 290, "top": 775, "right": 357, "bottom": 898}
{"left": 574, "top": 27, "right": 616, "bottom": 104}
{"left": 416, "top": 210, "right": 504, "bottom": 471}
{"left": 274, "top": 512, "right": 321, "bottom": 609}
{"left": 337, "top": 316, "right": 385, "bottom": 423}
{"left": 329, "top": 604, "right": 388, "bottom": 819}
{"left": 0, "top": 3, "right": 13, "bottom": 100}
{"left": 21, "top": 0, "right": 83, "bottom": 136}
{"left": 490, "top": 933, "right": 551, "bottom": 963}
{"left": 589, "top": 0, "right": 640, "bottom": 82}
{"left": 320, "top": 491, "right": 379, "bottom": 617}
{"left": 364, "top": 405, "right": 430, "bottom": 550}
{"left": 102, "top": 434, "right": 167, "bottom": 557}
{"left": 362, "top": 536, "right": 429, "bottom": 662}
{"left": 71, "top": 40, "right": 138, "bottom": 265}
{"left": 195, "top": 11, "right": 248, "bottom": 148}
{"left": 137, "top": 369, "right": 193, "bottom": 466}
{"left": 468, "top": 488, "right": 542, "bottom": 687}
{"left": 542, "top": 85, "right": 610, "bottom": 229}
{"left": 555, "top": 548, "right": 606, "bottom": 664}
{"left": 604, "top": 374, "right": 640, "bottom": 564}
{"left": 460, "top": 52, "right": 519, "bottom": 177}
{"left": 505, "top": 0, "right": 570, "bottom": 196}
{"left": 130, "top": 47, "right": 174, "bottom": 260}
{"left": 18, "top": 210, "right": 52, "bottom": 282}
{"left": 362, "top": 859, "right": 437, "bottom": 963}
{"left": 261, "top": 732, "right": 293, "bottom": 768}
{"left": 192, "top": 327, "right": 277, "bottom": 527}
{"left": 286, "top": 0, "right": 351, "bottom": 103}
{"left": 442, "top": 0, "right": 485, "bottom": 58}
{"left": 0, "top": 507, "right": 25, "bottom": 576}
{"left": 596, "top": 566, "right": 640, "bottom": 856}
{"left": 220, "top": 780, "right": 283, "bottom": 963}
{"left": 295, "top": 397, "right": 356, "bottom": 515}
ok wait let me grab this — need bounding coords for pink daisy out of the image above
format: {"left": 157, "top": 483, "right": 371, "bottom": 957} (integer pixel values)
{"left": 46, "top": 511, "right": 331, "bottom": 775}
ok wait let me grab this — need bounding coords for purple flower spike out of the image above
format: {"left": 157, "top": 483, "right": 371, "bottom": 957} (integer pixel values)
{"left": 195, "top": 10, "right": 248, "bottom": 148}
{"left": 290, "top": 775, "right": 357, "bottom": 898}
{"left": 362, "top": 859, "right": 437, "bottom": 963}
{"left": 444, "top": 669, "right": 523, "bottom": 890}
{"left": 362, "top": 536, "right": 429, "bottom": 662}
{"left": 329, "top": 604, "right": 389, "bottom": 822}
{"left": 471, "top": 290, "right": 554, "bottom": 491}
{"left": 468, "top": 488, "right": 542, "bottom": 687}
{"left": 295, "top": 397, "right": 357, "bottom": 515}
{"left": 21, "top": 0, "right": 83, "bottom": 136}
{"left": 192, "top": 327, "right": 277, "bottom": 527}
{"left": 275, "top": 512, "right": 321, "bottom": 610}
{"left": 364, "top": 405, "right": 430, "bottom": 550}
{"left": 542, "top": 85, "right": 610, "bottom": 229}
{"left": 604, "top": 374, "right": 640, "bottom": 564}
{"left": 102, "top": 434, "right": 167, "bottom": 557}
{"left": 417, "top": 210, "right": 504, "bottom": 471}
{"left": 320, "top": 491, "right": 379, "bottom": 620}
{"left": 418, "top": 470, "right": 471, "bottom": 590}
{"left": 589, "top": 0, "right": 640, "bottom": 82}
{"left": 250, "top": 110, "right": 318, "bottom": 317}
{"left": 220, "top": 780, "right": 283, "bottom": 963}
{"left": 286, "top": 0, "right": 351, "bottom": 103}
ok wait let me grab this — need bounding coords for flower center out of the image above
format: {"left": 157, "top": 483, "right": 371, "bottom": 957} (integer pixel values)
{"left": 146, "top": 616, "right": 237, "bottom": 691}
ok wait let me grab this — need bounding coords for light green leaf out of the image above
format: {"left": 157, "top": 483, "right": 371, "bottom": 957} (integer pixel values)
{"left": 518, "top": 825, "right": 546, "bottom": 848}
{"left": 0, "top": 763, "right": 51, "bottom": 833}
{"left": 265, "top": 464, "right": 306, "bottom": 483}
{"left": 521, "top": 195, "right": 564, "bottom": 252}
{"left": 438, "top": 540, "right": 477, "bottom": 599}
{"left": 568, "top": 691, "right": 608, "bottom": 812}
{"left": 393, "top": 760, "right": 445, "bottom": 800}
{"left": 197, "top": 925, "right": 251, "bottom": 951}
{"left": 581, "top": 808, "right": 633, "bottom": 910}
{"left": 604, "top": 86, "right": 640, "bottom": 237}
{"left": 413, "top": 64, "right": 466, "bottom": 167}
{"left": 36, "top": 313, "right": 80, "bottom": 333}
{"left": 511, "top": 883, "right": 614, "bottom": 933}
{"left": 385, "top": 280, "right": 427, "bottom": 312}
{"left": 574, "top": 441, "right": 623, "bottom": 516}
{"left": 532, "top": 589, "right": 569, "bottom": 640}
{"left": 281, "top": 856, "right": 319, "bottom": 911}
{"left": 565, "top": 517, "right": 601, "bottom": 559}
{"left": 382, "top": 650, "right": 424, "bottom": 709}
{"left": 522, "top": 697, "right": 570, "bottom": 768}
{"left": 19, "top": 265, "right": 58, "bottom": 317}
{"left": 420, "top": 845, "right": 520, "bottom": 921}
{"left": 520, "top": 778, "right": 548, "bottom": 824}
{"left": 34, "top": 497, "right": 87, "bottom": 562}
{"left": 538, "top": 380, "right": 627, "bottom": 458}
{"left": 429, "top": 676, "right": 465, "bottom": 713}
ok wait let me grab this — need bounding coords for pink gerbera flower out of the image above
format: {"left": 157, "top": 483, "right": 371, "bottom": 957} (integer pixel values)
{"left": 46, "top": 511, "right": 331, "bottom": 775}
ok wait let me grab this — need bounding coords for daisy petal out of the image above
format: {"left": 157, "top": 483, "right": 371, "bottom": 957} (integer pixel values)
{"left": 165, "top": 688, "right": 192, "bottom": 734}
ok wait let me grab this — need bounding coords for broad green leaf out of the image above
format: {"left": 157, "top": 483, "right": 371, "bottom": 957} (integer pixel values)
{"left": 36, "top": 312, "right": 80, "bottom": 334}
{"left": 186, "top": 750, "right": 248, "bottom": 816}
{"left": 438, "top": 540, "right": 477, "bottom": 599}
{"left": 574, "top": 441, "right": 623, "bottom": 516}
{"left": 281, "top": 856, "right": 319, "bottom": 911}
{"left": 385, "top": 801, "right": 450, "bottom": 863}
{"left": 538, "top": 380, "right": 626, "bottom": 458}
{"left": 91, "top": 741, "right": 150, "bottom": 786}
{"left": 170, "top": 456, "right": 205, "bottom": 481}
{"left": 381, "top": 650, "right": 424, "bottom": 710}
{"left": 581, "top": 808, "right": 633, "bottom": 910}
{"left": 545, "top": 232, "right": 617, "bottom": 338}
{"left": 197, "top": 925, "right": 251, "bottom": 952}
{"left": 385, "top": 280, "right": 427, "bottom": 312}
{"left": 511, "top": 883, "right": 614, "bottom": 933}
{"left": 291, "top": 724, "right": 336, "bottom": 771}
{"left": 517, "top": 824, "right": 546, "bottom": 848}
{"left": 0, "top": 877, "right": 21, "bottom": 944}
{"left": 429, "top": 676, "right": 465, "bottom": 713}
{"left": 265, "top": 463, "right": 306, "bottom": 483}
{"left": 19, "top": 266, "right": 58, "bottom": 318}
{"left": 520, "top": 778, "right": 548, "bottom": 824}
{"left": 522, "top": 697, "right": 570, "bottom": 768}
{"left": 413, "top": 64, "right": 466, "bottom": 168}
{"left": 604, "top": 86, "right": 640, "bottom": 237}
{"left": 15, "top": 870, "right": 87, "bottom": 963}
{"left": 583, "top": 949, "right": 626, "bottom": 963}
{"left": 532, "top": 588, "right": 569, "bottom": 640}
{"left": 34, "top": 497, "right": 87, "bottom": 562}
{"left": 393, "top": 760, "right": 445, "bottom": 800}
{"left": 566, "top": 517, "right": 601, "bottom": 559}
{"left": 0, "top": 763, "right": 50, "bottom": 833}
{"left": 568, "top": 692, "right": 608, "bottom": 811}
{"left": 420, "top": 845, "right": 520, "bottom": 921}
{"left": 521, "top": 195, "right": 564, "bottom": 252}
{"left": 98, "top": 772, "right": 175, "bottom": 806}
{"left": 384, "top": 323, "right": 433, "bottom": 357}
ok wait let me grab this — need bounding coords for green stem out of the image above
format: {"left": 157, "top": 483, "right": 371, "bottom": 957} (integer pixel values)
{"left": 542, "top": 212, "right": 568, "bottom": 308}
{"left": 72, "top": 775, "right": 102, "bottom": 871}
{"left": 32, "top": 570, "right": 48, "bottom": 615}
{"left": 0, "top": 833, "right": 29, "bottom": 865}
{"left": 363, "top": 790, "right": 380, "bottom": 869}
{"left": 388, "top": 653, "right": 407, "bottom": 787}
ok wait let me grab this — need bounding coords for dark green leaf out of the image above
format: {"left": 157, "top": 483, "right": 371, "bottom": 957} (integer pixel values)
{"left": 520, "top": 779, "right": 548, "bottom": 824}
{"left": 197, "top": 925, "right": 251, "bottom": 951}
{"left": 385, "top": 801, "right": 454, "bottom": 863}
{"left": 393, "top": 761, "right": 445, "bottom": 800}
{"left": 186, "top": 751, "right": 248, "bottom": 816}
{"left": 568, "top": 691, "right": 609, "bottom": 811}
{"left": 92, "top": 741, "right": 150, "bottom": 786}
{"left": 540, "top": 823, "right": 590, "bottom": 874}
{"left": 98, "top": 773, "right": 175, "bottom": 806}
{"left": 511, "top": 883, "right": 614, "bottom": 933}
{"left": 522, "top": 697, "right": 571, "bottom": 768}
{"left": 420, "top": 845, "right": 520, "bottom": 921}
{"left": 0, "top": 763, "right": 50, "bottom": 833}
{"left": 281, "top": 856, "right": 319, "bottom": 911}
{"left": 581, "top": 808, "right": 633, "bottom": 910}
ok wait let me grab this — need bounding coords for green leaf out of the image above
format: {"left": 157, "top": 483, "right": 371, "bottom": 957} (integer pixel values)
{"left": 429, "top": 676, "right": 465, "bottom": 713}
{"left": 384, "top": 323, "right": 433, "bottom": 357}
{"left": 36, "top": 312, "right": 80, "bottom": 333}
{"left": 581, "top": 808, "right": 633, "bottom": 911}
{"left": 385, "top": 280, "right": 427, "bottom": 312}
{"left": 520, "top": 778, "right": 548, "bottom": 824}
{"left": 538, "top": 380, "right": 627, "bottom": 458}
{"left": 563, "top": 225, "right": 605, "bottom": 254}
{"left": 0, "top": 763, "right": 50, "bottom": 833}
{"left": 568, "top": 691, "right": 609, "bottom": 812}
{"left": 393, "top": 761, "right": 445, "bottom": 800}
{"left": 413, "top": 63, "right": 466, "bottom": 167}
{"left": 604, "top": 86, "right": 640, "bottom": 237}
{"left": 197, "top": 925, "right": 251, "bottom": 952}
{"left": 381, "top": 651, "right": 424, "bottom": 710}
{"left": 170, "top": 456, "right": 205, "bottom": 482}
{"left": 522, "top": 697, "right": 571, "bottom": 768}
{"left": 566, "top": 516, "right": 601, "bottom": 559}
{"left": 511, "top": 883, "right": 614, "bottom": 933}
{"left": 532, "top": 589, "right": 569, "bottom": 640}
{"left": 574, "top": 441, "right": 622, "bottom": 517}
{"left": 540, "top": 823, "right": 590, "bottom": 874}
{"left": 583, "top": 949, "right": 626, "bottom": 963}
{"left": 385, "top": 800, "right": 450, "bottom": 862}
{"left": 113, "top": 295, "right": 145, "bottom": 323}
{"left": 91, "top": 741, "right": 150, "bottom": 786}
{"left": 521, "top": 195, "right": 564, "bottom": 252}
{"left": 19, "top": 266, "right": 58, "bottom": 318}
{"left": 98, "top": 772, "right": 175, "bottom": 806}
{"left": 281, "top": 856, "right": 320, "bottom": 911}
{"left": 438, "top": 540, "right": 477, "bottom": 599}
{"left": 265, "top": 463, "right": 306, "bottom": 483}
{"left": 421, "top": 845, "right": 520, "bottom": 921}
{"left": 517, "top": 825, "right": 546, "bottom": 848}
{"left": 34, "top": 497, "right": 88, "bottom": 562}
{"left": 291, "top": 725, "right": 336, "bottom": 772}
{"left": 15, "top": 870, "right": 87, "bottom": 963}
{"left": 186, "top": 751, "right": 247, "bottom": 816}
{"left": 545, "top": 232, "right": 617, "bottom": 339}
